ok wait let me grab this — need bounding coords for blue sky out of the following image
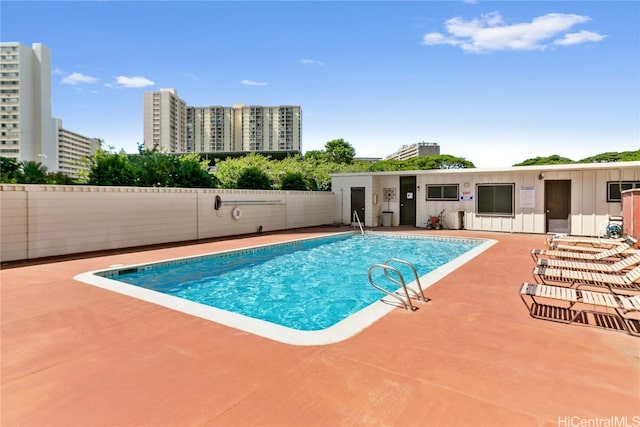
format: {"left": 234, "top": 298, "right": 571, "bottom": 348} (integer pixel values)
{"left": 3, "top": 1, "right": 639, "bottom": 167}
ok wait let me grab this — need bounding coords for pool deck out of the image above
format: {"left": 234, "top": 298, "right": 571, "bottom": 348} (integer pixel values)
{"left": 2, "top": 227, "right": 639, "bottom": 426}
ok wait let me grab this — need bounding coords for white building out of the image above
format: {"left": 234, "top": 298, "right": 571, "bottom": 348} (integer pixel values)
{"left": 332, "top": 161, "right": 640, "bottom": 236}
{"left": 143, "top": 89, "right": 302, "bottom": 156}
{"left": 386, "top": 142, "right": 440, "bottom": 160}
{"left": 0, "top": 42, "right": 56, "bottom": 166}
{"left": 143, "top": 88, "right": 188, "bottom": 153}
{"left": 56, "top": 119, "right": 101, "bottom": 178}
{"left": 1, "top": 42, "right": 99, "bottom": 176}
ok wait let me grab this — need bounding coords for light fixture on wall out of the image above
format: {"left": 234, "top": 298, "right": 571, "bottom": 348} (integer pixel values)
{"left": 538, "top": 173, "right": 544, "bottom": 180}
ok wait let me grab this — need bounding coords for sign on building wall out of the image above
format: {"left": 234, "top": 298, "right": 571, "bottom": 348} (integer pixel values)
{"left": 519, "top": 186, "right": 536, "bottom": 208}
{"left": 460, "top": 191, "right": 473, "bottom": 201}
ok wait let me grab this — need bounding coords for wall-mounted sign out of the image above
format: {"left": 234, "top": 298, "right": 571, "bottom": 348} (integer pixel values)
{"left": 461, "top": 191, "right": 473, "bottom": 201}
{"left": 520, "top": 186, "right": 535, "bottom": 208}
{"left": 407, "top": 192, "right": 413, "bottom": 200}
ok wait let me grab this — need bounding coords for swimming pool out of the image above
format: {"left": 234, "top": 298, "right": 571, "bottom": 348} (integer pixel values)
{"left": 75, "top": 232, "right": 496, "bottom": 345}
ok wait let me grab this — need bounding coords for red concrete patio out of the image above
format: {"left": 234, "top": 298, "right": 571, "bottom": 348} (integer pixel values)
{"left": 2, "top": 228, "right": 638, "bottom": 426}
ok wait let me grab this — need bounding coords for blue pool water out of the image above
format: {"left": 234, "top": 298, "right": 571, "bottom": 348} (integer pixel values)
{"left": 102, "top": 233, "right": 483, "bottom": 331}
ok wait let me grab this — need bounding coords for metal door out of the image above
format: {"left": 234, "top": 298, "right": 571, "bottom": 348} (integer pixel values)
{"left": 350, "top": 187, "right": 365, "bottom": 225}
{"left": 399, "top": 176, "right": 416, "bottom": 226}
{"left": 545, "top": 180, "right": 571, "bottom": 233}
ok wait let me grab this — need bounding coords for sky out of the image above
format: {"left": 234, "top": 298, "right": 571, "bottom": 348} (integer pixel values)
{"left": 2, "top": 0, "right": 639, "bottom": 168}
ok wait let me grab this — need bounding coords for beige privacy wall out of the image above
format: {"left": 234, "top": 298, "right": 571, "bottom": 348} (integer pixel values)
{"left": 0, "top": 185, "right": 336, "bottom": 262}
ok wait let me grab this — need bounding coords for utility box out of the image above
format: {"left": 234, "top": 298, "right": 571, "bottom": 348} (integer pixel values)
{"left": 382, "top": 211, "right": 393, "bottom": 227}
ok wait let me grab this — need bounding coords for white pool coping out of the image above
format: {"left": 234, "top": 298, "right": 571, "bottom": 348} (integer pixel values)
{"left": 74, "top": 233, "right": 497, "bottom": 346}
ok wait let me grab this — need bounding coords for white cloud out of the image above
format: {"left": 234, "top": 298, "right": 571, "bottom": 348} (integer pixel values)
{"left": 423, "top": 12, "right": 606, "bottom": 53}
{"left": 302, "top": 58, "right": 325, "bottom": 66}
{"left": 109, "top": 76, "right": 155, "bottom": 88}
{"left": 180, "top": 72, "right": 199, "bottom": 81}
{"left": 554, "top": 30, "right": 607, "bottom": 46}
{"left": 61, "top": 72, "right": 98, "bottom": 85}
{"left": 241, "top": 79, "right": 267, "bottom": 86}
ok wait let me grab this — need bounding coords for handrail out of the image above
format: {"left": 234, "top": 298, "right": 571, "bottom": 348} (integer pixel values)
{"left": 353, "top": 210, "right": 365, "bottom": 236}
{"left": 383, "top": 258, "right": 427, "bottom": 302}
{"left": 367, "top": 264, "right": 416, "bottom": 311}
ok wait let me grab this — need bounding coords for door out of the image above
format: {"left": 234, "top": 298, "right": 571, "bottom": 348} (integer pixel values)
{"left": 399, "top": 176, "right": 416, "bottom": 226}
{"left": 545, "top": 180, "right": 571, "bottom": 233}
{"left": 350, "top": 187, "right": 365, "bottom": 226}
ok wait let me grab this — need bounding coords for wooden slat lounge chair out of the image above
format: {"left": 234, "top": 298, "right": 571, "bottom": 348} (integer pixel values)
{"left": 531, "top": 242, "right": 638, "bottom": 263}
{"left": 545, "top": 236, "right": 637, "bottom": 252}
{"left": 535, "top": 252, "right": 640, "bottom": 273}
{"left": 546, "top": 244, "right": 626, "bottom": 254}
{"left": 531, "top": 265, "right": 640, "bottom": 295}
{"left": 546, "top": 235, "right": 638, "bottom": 249}
{"left": 520, "top": 282, "right": 640, "bottom": 336}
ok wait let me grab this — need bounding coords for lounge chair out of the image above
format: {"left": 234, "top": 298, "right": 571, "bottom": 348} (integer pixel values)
{"left": 546, "top": 233, "right": 629, "bottom": 246}
{"left": 545, "top": 236, "right": 637, "bottom": 252}
{"left": 535, "top": 251, "right": 640, "bottom": 273}
{"left": 531, "top": 242, "right": 638, "bottom": 263}
{"left": 520, "top": 282, "right": 640, "bottom": 336}
{"left": 531, "top": 265, "right": 640, "bottom": 295}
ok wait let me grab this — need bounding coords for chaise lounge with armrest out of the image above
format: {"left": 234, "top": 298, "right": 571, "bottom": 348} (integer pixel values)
{"left": 534, "top": 251, "right": 640, "bottom": 273}
{"left": 531, "top": 265, "right": 640, "bottom": 295}
{"left": 520, "top": 282, "right": 640, "bottom": 336}
{"left": 545, "top": 234, "right": 633, "bottom": 248}
{"left": 531, "top": 241, "right": 638, "bottom": 263}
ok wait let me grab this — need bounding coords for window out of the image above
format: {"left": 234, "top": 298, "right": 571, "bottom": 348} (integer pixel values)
{"left": 426, "top": 184, "right": 459, "bottom": 201}
{"left": 607, "top": 181, "right": 640, "bottom": 202}
{"left": 476, "top": 183, "right": 514, "bottom": 216}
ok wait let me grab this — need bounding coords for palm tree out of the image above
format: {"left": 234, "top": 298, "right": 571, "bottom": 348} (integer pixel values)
{"left": 19, "top": 161, "right": 48, "bottom": 184}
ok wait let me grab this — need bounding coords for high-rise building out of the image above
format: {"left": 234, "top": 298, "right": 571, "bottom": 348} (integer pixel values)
{"left": 386, "top": 142, "right": 440, "bottom": 160}
{"left": 1, "top": 42, "right": 99, "bottom": 175}
{"left": 56, "top": 119, "right": 101, "bottom": 178}
{"left": 0, "top": 42, "right": 57, "bottom": 166}
{"left": 143, "top": 89, "right": 302, "bottom": 155}
{"left": 143, "top": 88, "right": 187, "bottom": 153}
{"left": 187, "top": 106, "right": 234, "bottom": 153}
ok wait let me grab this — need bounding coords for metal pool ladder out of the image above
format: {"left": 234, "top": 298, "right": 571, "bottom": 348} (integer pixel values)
{"left": 352, "top": 210, "right": 365, "bottom": 236}
{"left": 367, "top": 258, "right": 429, "bottom": 311}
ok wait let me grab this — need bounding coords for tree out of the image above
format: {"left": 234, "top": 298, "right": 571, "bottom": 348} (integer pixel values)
{"left": 87, "top": 148, "right": 136, "bottom": 186}
{"left": 175, "top": 153, "right": 219, "bottom": 188}
{"left": 578, "top": 150, "right": 640, "bottom": 163}
{"left": 237, "top": 166, "right": 273, "bottom": 190}
{"left": 370, "top": 154, "right": 475, "bottom": 171}
{"left": 46, "top": 172, "right": 76, "bottom": 185}
{"left": 214, "top": 153, "right": 275, "bottom": 189}
{"left": 0, "top": 157, "right": 20, "bottom": 182}
{"left": 18, "top": 161, "right": 48, "bottom": 184}
{"left": 325, "top": 139, "right": 355, "bottom": 164}
{"left": 302, "top": 150, "right": 327, "bottom": 163}
{"left": 131, "top": 149, "right": 180, "bottom": 187}
{"left": 281, "top": 172, "right": 312, "bottom": 191}
{"left": 514, "top": 155, "right": 575, "bottom": 166}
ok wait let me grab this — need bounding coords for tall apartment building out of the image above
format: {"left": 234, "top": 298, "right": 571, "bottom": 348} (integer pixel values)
{"left": 0, "top": 42, "right": 99, "bottom": 175}
{"left": 386, "top": 142, "right": 440, "bottom": 160}
{"left": 0, "top": 42, "right": 57, "bottom": 166}
{"left": 143, "top": 88, "right": 187, "bottom": 152}
{"left": 56, "top": 119, "right": 100, "bottom": 178}
{"left": 144, "top": 89, "right": 302, "bottom": 155}
{"left": 187, "top": 105, "right": 233, "bottom": 152}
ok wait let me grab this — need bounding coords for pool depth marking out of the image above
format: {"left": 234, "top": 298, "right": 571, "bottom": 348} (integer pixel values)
{"left": 75, "top": 232, "right": 497, "bottom": 345}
